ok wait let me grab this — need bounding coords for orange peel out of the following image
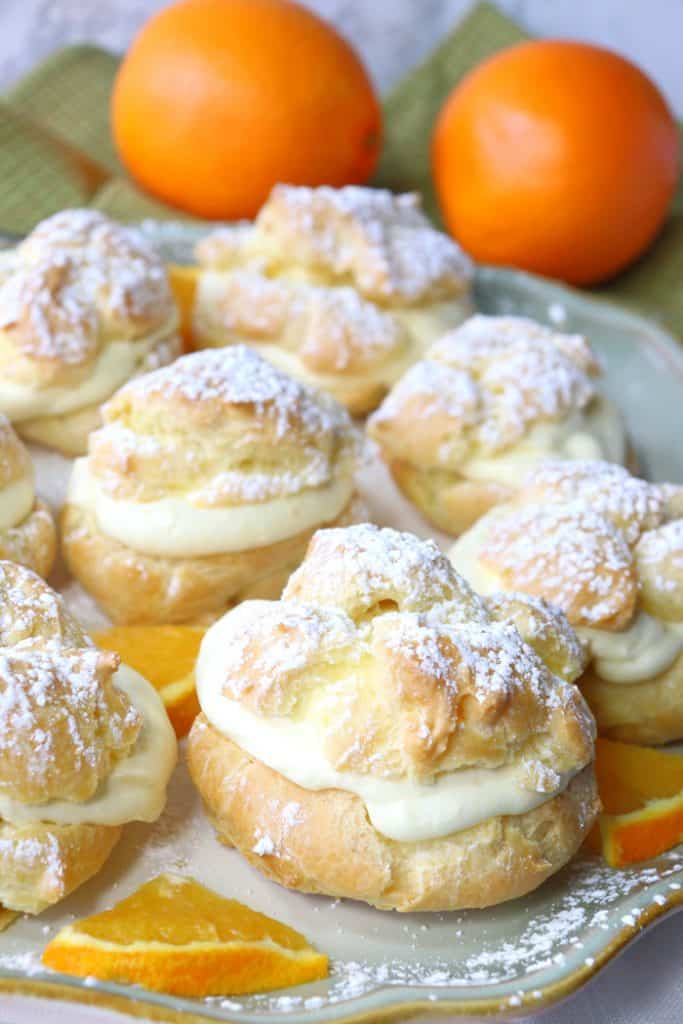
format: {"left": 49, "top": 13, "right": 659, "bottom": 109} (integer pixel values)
{"left": 42, "top": 874, "right": 328, "bottom": 997}
{"left": 590, "top": 737, "right": 683, "bottom": 867}
{"left": 93, "top": 626, "right": 204, "bottom": 738}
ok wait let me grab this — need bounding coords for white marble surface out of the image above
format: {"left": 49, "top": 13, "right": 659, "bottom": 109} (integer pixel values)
{"left": 0, "top": 2, "right": 681, "bottom": 1023}
{"left": 0, "top": 0, "right": 681, "bottom": 115}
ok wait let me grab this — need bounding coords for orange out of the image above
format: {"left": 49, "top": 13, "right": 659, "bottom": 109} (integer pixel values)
{"left": 432, "top": 40, "right": 679, "bottom": 285}
{"left": 42, "top": 874, "right": 328, "bottom": 996}
{"left": 93, "top": 626, "right": 204, "bottom": 738}
{"left": 167, "top": 264, "right": 199, "bottom": 351}
{"left": 112, "top": 0, "right": 381, "bottom": 219}
{"left": 589, "top": 738, "right": 683, "bottom": 867}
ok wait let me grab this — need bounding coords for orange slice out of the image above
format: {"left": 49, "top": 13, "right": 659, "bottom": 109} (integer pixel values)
{"left": 42, "top": 874, "right": 328, "bottom": 997}
{"left": 93, "top": 626, "right": 204, "bottom": 738}
{"left": 167, "top": 264, "right": 199, "bottom": 351}
{"left": 591, "top": 737, "right": 683, "bottom": 867}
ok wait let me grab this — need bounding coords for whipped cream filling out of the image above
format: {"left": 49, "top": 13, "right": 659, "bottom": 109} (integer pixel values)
{"left": 0, "top": 317, "right": 178, "bottom": 420}
{"left": 391, "top": 295, "right": 473, "bottom": 352}
{"left": 197, "top": 612, "right": 576, "bottom": 843}
{"left": 0, "top": 474, "right": 35, "bottom": 531}
{"left": 461, "top": 398, "right": 626, "bottom": 488}
{"left": 578, "top": 613, "right": 683, "bottom": 684}
{"left": 450, "top": 526, "right": 683, "bottom": 685}
{"left": 0, "top": 665, "right": 177, "bottom": 827}
{"left": 67, "top": 458, "right": 354, "bottom": 557}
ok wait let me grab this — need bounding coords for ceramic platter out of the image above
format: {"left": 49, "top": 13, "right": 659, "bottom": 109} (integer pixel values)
{"left": 0, "top": 228, "right": 682, "bottom": 1022}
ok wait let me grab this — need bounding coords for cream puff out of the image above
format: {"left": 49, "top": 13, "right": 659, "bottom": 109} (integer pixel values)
{"left": 61, "top": 345, "right": 364, "bottom": 625}
{"left": 192, "top": 185, "right": 473, "bottom": 414}
{"left": 0, "top": 414, "right": 56, "bottom": 577}
{"left": 0, "top": 209, "right": 181, "bottom": 455}
{"left": 367, "top": 314, "right": 629, "bottom": 535}
{"left": 187, "top": 523, "right": 598, "bottom": 912}
{"left": 0, "top": 561, "right": 176, "bottom": 915}
{"left": 450, "top": 460, "right": 683, "bottom": 744}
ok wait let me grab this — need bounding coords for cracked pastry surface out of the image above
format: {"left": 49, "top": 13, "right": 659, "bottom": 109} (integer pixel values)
{"left": 450, "top": 460, "right": 683, "bottom": 743}
{"left": 61, "top": 345, "right": 364, "bottom": 624}
{"left": 193, "top": 185, "right": 473, "bottom": 414}
{"left": 0, "top": 413, "right": 56, "bottom": 578}
{"left": 0, "top": 209, "right": 181, "bottom": 455}
{"left": 187, "top": 523, "right": 598, "bottom": 911}
{"left": 0, "top": 562, "right": 176, "bottom": 914}
{"left": 367, "top": 315, "right": 628, "bottom": 535}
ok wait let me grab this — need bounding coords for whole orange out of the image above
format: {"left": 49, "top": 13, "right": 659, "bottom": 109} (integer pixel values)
{"left": 112, "top": 0, "right": 381, "bottom": 219}
{"left": 432, "top": 40, "right": 679, "bottom": 285}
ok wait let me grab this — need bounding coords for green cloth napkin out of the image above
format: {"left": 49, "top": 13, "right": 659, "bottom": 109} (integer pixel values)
{"left": 1, "top": 2, "right": 682, "bottom": 334}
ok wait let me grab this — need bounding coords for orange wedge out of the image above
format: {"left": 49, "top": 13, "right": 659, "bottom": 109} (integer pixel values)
{"left": 93, "top": 626, "right": 204, "bottom": 738}
{"left": 591, "top": 737, "right": 683, "bottom": 867}
{"left": 42, "top": 874, "right": 328, "bottom": 997}
{"left": 167, "top": 264, "right": 199, "bottom": 351}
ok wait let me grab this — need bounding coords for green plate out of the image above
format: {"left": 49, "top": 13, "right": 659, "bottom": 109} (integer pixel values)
{"left": 0, "top": 253, "right": 681, "bottom": 1024}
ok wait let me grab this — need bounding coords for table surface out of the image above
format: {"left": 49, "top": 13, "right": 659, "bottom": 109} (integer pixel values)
{"left": 0, "top": 2, "right": 681, "bottom": 1022}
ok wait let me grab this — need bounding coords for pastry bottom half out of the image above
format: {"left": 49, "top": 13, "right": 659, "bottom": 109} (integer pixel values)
{"left": 388, "top": 459, "right": 513, "bottom": 537}
{"left": 0, "top": 500, "right": 56, "bottom": 579}
{"left": 0, "top": 819, "right": 121, "bottom": 915}
{"left": 60, "top": 493, "right": 364, "bottom": 625}
{"left": 580, "top": 650, "right": 683, "bottom": 745}
{"left": 186, "top": 716, "right": 600, "bottom": 912}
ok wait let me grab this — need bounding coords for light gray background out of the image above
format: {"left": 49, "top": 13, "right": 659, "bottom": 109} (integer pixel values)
{"left": 0, "top": 1, "right": 681, "bottom": 1023}
{"left": 0, "top": 0, "right": 682, "bottom": 115}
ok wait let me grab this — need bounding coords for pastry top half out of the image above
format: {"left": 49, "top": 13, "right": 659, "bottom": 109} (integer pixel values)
{"left": 0, "top": 561, "right": 176, "bottom": 822}
{"left": 65, "top": 345, "right": 361, "bottom": 559}
{"left": 450, "top": 460, "right": 683, "bottom": 684}
{"left": 192, "top": 186, "right": 473, "bottom": 401}
{"left": 196, "top": 523, "right": 595, "bottom": 843}
{"left": 368, "top": 314, "right": 627, "bottom": 481}
{"left": 0, "top": 210, "right": 180, "bottom": 424}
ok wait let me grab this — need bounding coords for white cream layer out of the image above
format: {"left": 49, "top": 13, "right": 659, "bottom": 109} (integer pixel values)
{"left": 197, "top": 609, "right": 575, "bottom": 843}
{"left": 67, "top": 458, "right": 354, "bottom": 558}
{"left": 450, "top": 523, "right": 683, "bottom": 685}
{"left": 0, "top": 665, "right": 177, "bottom": 827}
{"left": 0, "top": 475, "right": 35, "bottom": 531}
{"left": 462, "top": 398, "right": 626, "bottom": 488}
{"left": 578, "top": 614, "right": 683, "bottom": 684}
{"left": 0, "top": 318, "right": 178, "bottom": 421}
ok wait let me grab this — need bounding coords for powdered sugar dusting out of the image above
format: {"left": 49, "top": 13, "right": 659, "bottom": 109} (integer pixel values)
{"left": 122, "top": 345, "right": 352, "bottom": 441}
{"left": 370, "top": 314, "right": 601, "bottom": 463}
{"left": 254, "top": 185, "right": 473, "bottom": 303}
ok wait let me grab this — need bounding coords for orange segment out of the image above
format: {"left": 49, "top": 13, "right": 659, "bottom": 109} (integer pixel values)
{"left": 42, "top": 874, "right": 328, "bottom": 997}
{"left": 93, "top": 626, "right": 204, "bottom": 738}
{"left": 589, "top": 737, "right": 683, "bottom": 867}
{"left": 167, "top": 264, "right": 199, "bottom": 351}
{"left": 601, "top": 795, "right": 683, "bottom": 868}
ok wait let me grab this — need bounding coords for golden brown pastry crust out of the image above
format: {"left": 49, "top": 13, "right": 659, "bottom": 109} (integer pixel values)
{"left": 187, "top": 717, "right": 599, "bottom": 912}
{"left": 0, "top": 820, "right": 121, "bottom": 915}
{"left": 193, "top": 186, "right": 472, "bottom": 414}
{"left": 189, "top": 524, "right": 597, "bottom": 909}
{"left": 61, "top": 494, "right": 365, "bottom": 626}
{"left": 450, "top": 461, "right": 683, "bottom": 743}
{"left": 0, "top": 210, "right": 180, "bottom": 453}
{"left": 368, "top": 315, "right": 627, "bottom": 535}
{"left": 0, "top": 561, "right": 150, "bottom": 915}
{"left": 0, "top": 417, "right": 57, "bottom": 577}
{"left": 580, "top": 652, "right": 683, "bottom": 745}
